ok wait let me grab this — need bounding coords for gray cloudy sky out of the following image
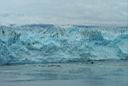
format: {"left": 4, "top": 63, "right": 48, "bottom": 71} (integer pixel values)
{"left": 0, "top": 0, "right": 128, "bottom": 25}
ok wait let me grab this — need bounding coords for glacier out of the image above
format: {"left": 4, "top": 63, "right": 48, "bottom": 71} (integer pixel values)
{"left": 0, "top": 24, "right": 128, "bottom": 65}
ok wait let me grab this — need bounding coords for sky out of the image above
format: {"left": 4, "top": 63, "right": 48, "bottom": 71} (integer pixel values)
{"left": 0, "top": 0, "right": 128, "bottom": 25}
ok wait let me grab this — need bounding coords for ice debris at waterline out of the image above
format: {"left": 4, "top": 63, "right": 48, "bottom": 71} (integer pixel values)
{"left": 0, "top": 24, "right": 128, "bottom": 65}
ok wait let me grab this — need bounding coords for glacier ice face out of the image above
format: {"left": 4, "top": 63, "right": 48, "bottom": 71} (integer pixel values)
{"left": 0, "top": 25, "right": 128, "bottom": 64}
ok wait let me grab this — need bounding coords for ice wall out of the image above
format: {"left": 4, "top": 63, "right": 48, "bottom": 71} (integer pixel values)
{"left": 0, "top": 24, "right": 128, "bottom": 64}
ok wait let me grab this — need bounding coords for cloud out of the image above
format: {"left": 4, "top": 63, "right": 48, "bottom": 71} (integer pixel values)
{"left": 0, "top": 0, "right": 128, "bottom": 25}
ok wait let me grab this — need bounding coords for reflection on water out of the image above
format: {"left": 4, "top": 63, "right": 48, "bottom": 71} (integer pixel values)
{"left": 0, "top": 61, "right": 128, "bottom": 86}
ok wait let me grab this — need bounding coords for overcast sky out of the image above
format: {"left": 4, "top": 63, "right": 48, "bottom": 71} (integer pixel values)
{"left": 0, "top": 0, "right": 128, "bottom": 25}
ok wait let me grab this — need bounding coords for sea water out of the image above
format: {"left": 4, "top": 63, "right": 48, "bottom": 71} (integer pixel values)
{"left": 0, "top": 61, "right": 128, "bottom": 86}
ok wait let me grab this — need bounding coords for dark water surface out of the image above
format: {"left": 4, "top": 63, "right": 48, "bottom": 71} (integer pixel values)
{"left": 0, "top": 61, "right": 128, "bottom": 86}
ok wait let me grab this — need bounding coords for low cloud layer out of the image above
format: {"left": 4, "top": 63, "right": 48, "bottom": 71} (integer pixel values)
{"left": 0, "top": 0, "right": 128, "bottom": 25}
